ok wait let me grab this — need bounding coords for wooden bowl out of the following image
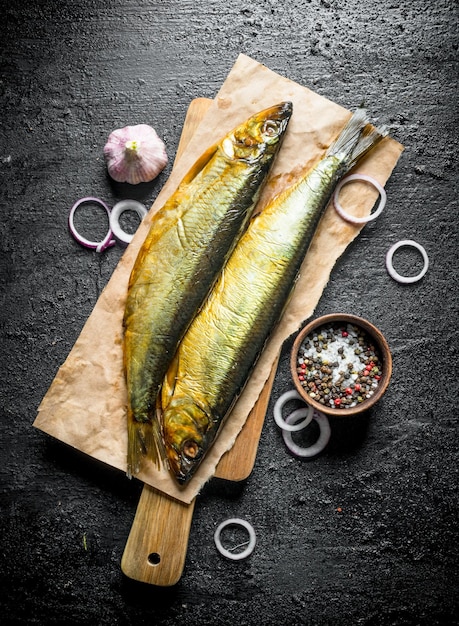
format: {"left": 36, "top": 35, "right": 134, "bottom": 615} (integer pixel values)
{"left": 290, "top": 314, "right": 392, "bottom": 417}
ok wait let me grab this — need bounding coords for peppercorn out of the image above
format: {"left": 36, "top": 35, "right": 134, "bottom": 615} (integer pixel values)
{"left": 296, "top": 322, "right": 383, "bottom": 409}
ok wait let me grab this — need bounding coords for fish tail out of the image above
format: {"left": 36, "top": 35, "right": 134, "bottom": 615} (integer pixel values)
{"left": 327, "top": 108, "right": 389, "bottom": 170}
{"left": 126, "top": 413, "right": 164, "bottom": 479}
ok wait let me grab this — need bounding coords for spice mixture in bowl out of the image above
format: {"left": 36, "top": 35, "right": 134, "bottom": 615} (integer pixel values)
{"left": 290, "top": 314, "right": 392, "bottom": 417}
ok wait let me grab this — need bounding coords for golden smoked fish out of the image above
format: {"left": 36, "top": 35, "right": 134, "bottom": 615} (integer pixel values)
{"left": 123, "top": 102, "right": 292, "bottom": 477}
{"left": 161, "top": 109, "right": 388, "bottom": 484}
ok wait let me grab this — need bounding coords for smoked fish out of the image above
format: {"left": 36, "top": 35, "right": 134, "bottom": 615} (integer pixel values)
{"left": 160, "top": 108, "right": 388, "bottom": 484}
{"left": 123, "top": 102, "right": 292, "bottom": 477}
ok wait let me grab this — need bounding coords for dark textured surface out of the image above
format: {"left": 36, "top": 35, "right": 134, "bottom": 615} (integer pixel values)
{"left": 1, "top": 1, "right": 458, "bottom": 624}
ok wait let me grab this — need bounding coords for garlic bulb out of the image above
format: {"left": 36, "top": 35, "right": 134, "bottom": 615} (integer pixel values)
{"left": 104, "top": 124, "right": 168, "bottom": 184}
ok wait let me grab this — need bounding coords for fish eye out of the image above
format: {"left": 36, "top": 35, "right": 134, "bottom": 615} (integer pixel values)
{"left": 182, "top": 440, "right": 200, "bottom": 459}
{"left": 262, "top": 120, "right": 280, "bottom": 137}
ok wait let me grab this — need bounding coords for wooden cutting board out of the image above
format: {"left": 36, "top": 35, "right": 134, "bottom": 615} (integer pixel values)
{"left": 121, "top": 98, "right": 279, "bottom": 586}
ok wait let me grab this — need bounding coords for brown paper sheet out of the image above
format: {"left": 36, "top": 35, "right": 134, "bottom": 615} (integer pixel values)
{"left": 34, "top": 54, "right": 404, "bottom": 503}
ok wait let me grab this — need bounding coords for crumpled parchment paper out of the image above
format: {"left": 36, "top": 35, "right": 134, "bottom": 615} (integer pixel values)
{"left": 34, "top": 54, "right": 404, "bottom": 503}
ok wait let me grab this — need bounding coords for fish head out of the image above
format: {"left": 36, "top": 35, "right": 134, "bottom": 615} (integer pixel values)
{"left": 221, "top": 101, "right": 292, "bottom": 165}
{"left": 162, "top": 401, "right": 214, "bottom": 485}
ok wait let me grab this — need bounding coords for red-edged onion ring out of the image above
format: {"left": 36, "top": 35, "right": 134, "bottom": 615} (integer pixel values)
{"left": 109, "top": 199, "right": 148, "bottom": 244}
{"left": 282, "top": 409, "right": 331, "bottom": 458}
{"left": 385, "top": 239, "right": 429, "bottom": 284}
{"left": 68, "top": 197, "right": 116, "bottom": 253}
{"left": 333, "top": 173, "right": 386, "bottom": 224}
{"left": 214, "top": 518, "right": 256, "bottom": 561}
{"left": 273, "top": 389, "right": 313, "bottom": 432}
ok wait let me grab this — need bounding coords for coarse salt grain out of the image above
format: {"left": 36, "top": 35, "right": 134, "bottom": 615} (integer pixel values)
{"left": 302, "top": 336, "right": 363, "bottom": 385}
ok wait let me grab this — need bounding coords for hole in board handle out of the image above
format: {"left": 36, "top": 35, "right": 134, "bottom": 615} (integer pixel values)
{"left": 147, "top": 552, "right": 161, "bottom": 566}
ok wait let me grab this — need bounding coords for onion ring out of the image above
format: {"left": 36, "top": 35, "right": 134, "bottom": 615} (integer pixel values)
{"left": 333, "top": 173, "right": 386, "bottom": 224}
{"left": 214, "top": 518, "right": 256, "bottom": 561}
{"left": 274, "top": 389, "right": 313, "bottom": 432}
{"left": 68, "top": 197, "right": 116, "bottom": 253}
{"left": 282, "top": 409, "right": 331, "bottom": 458}
{"left": 109, "top": 199, "right": 148, "bottom": 244}
{"left": 385, "top": 239, "right": 429, "bottom": 284}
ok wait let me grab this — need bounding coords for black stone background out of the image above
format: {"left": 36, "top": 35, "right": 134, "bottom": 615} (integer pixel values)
{"left": 1, "top": 1, "right": 458, "bottom": 624}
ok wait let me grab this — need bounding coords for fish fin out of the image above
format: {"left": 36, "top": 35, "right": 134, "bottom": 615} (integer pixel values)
{"left": 327, "top": 108, "right": 389, "bottom": 169}
{"left": 326, "top": 108, "right": 368, "bottom": 157}
{"left": 161, "top": 351, "right": 180, "bottom": 407}
{"left": 126, "top": 416, "right": 145, "bottom": 479}
{"left": 126, "top": 412, "right": 165, "bottom": 478}
{"left": 347, "top": 122, "right": 389, "bottom": 168}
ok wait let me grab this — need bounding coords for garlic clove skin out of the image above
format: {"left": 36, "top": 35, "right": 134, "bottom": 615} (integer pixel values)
{"left": 104, "top": 124, "right": 168, "bottom": 185}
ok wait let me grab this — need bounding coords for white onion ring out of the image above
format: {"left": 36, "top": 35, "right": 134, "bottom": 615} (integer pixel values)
{"left": 273, "top": 389, "right": 313, "bottom": 432}
{"left": 214, "top": 518, "right": 256, "bottom": 561}
{"left": 282, "top": 409, "right": 331, "bottom": 458}
{"left": 385, "top": 239, "right": 429, "bottom": 284}
{"left": 68, "top": 197, "right": 116, "bottom": 253}
{"left": 333, "top": 173, "right": 386, "bottom": 224}
{"left": 109, "top": 199, "right": 148, "bottom": 244}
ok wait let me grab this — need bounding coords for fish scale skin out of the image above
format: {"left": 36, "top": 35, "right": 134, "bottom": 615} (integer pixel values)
{"left": 162, "top": 157, "right": 343, "bottom": 431}
{"left": 125, "top": 156, "right": 272, "bottom": 420}
{"left": 161, "top": 110, "right": 388, "bottom": 484}
{"left": 123, "top": 102, "right": 292, "bottom": 477}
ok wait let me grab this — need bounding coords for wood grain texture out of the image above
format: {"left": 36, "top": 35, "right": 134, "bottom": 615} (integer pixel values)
{"left": 121, "top": 486, "right": 196, "bottom": 586}
{"left": 215, "top": 359, "right": 278, "bottom": 480}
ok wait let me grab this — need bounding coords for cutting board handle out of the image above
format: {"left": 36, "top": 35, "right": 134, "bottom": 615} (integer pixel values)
{"left": 121, "top": 485, "right": 196, "bottom": 586}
